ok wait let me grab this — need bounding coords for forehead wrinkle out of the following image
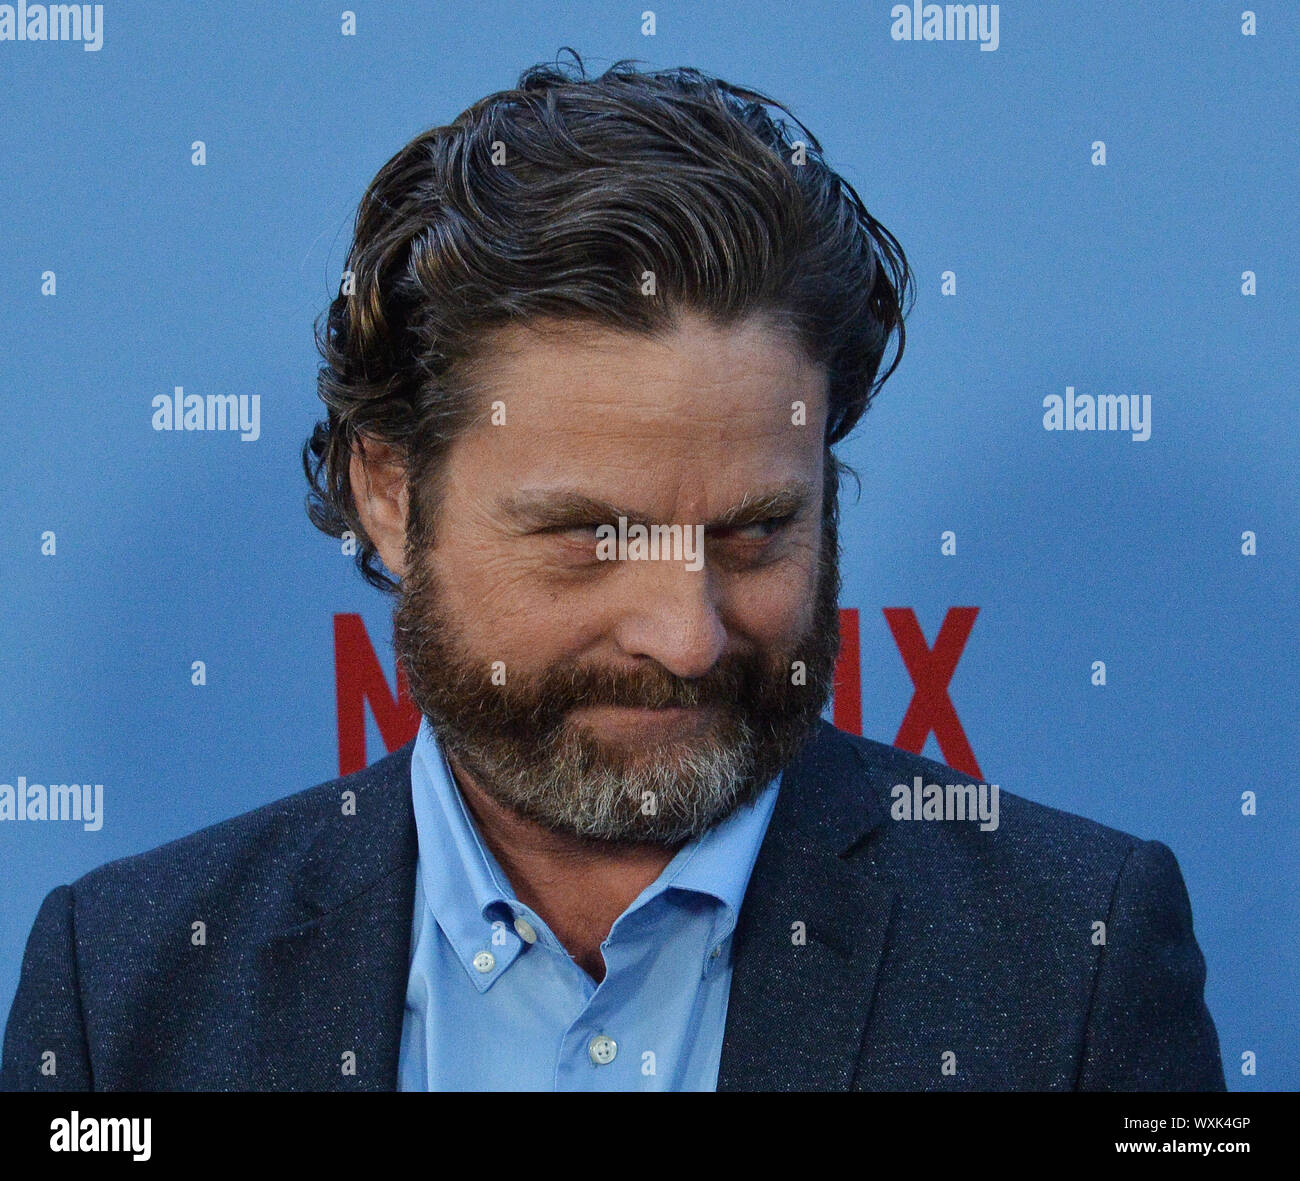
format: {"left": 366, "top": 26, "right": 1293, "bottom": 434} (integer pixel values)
{"left": 515, "top": 383, "right": 820, "bottom": 444}
{"left": 464, "top": 321, "right": 825, "bottom": 433}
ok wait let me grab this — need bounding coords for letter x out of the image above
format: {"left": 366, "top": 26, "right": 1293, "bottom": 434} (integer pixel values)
{"left": 883, "top": 607, "right": 983, "bottom": 780}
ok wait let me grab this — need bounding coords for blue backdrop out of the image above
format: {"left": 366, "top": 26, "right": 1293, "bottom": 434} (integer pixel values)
{"left": 1, "top": 0, "right": 1295, "bottom": 1090}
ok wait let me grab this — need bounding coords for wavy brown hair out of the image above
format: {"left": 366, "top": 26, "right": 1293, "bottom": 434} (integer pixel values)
{"left": 303, "top": 49, "right": 913, "bottom": 592}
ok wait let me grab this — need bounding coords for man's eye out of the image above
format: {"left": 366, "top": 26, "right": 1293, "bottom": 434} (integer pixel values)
{"left": 728, "top": 516, "right": 791, "bottom": 541}
{"left": 543, "top": 524, "right": 606, "bottom": 548}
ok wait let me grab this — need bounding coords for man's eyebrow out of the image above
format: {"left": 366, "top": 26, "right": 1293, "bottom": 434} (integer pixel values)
{"left": 498, "top": 481, "right": 817, "bottom": 531}
{"left": 711, "top": 483, "right": 816, "bottom": 529}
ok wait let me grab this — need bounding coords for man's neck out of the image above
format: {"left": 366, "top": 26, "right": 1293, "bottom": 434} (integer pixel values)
{"left": 446, "top": 755, "right": 682, "bottom": 983}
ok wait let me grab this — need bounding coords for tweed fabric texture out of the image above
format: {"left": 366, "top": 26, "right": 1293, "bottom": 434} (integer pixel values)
{"left": 2, "top": 721, "right": 1224, "bottom": 1091}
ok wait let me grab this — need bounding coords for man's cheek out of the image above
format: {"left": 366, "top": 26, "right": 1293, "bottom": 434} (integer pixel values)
{"left": 732, "top": 574, "right": 817, "bottom": 645}
{"left": 437, "top": 563, "right": 565, "bottom": 642}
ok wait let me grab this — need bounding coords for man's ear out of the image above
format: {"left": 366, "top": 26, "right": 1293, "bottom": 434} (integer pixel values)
{"left": 349, "top": 437, "right": 409, "bottom": 580}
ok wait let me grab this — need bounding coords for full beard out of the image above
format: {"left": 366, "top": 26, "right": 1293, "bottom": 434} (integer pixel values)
{"left": 392, "top": 513, "right": 842, "bottom": 847}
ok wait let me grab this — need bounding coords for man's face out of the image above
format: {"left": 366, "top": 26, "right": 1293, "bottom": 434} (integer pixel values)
{"left": 390, "top": 308, "right": 841, "bottom": 846}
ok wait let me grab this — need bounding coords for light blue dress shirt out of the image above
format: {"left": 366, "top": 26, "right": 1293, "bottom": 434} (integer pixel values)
{"left": 396, "top": 717, "right": 781, "bottom": 1091}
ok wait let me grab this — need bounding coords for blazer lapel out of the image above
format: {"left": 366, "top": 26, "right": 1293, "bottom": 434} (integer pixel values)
{"left": 246, "top": 726, "right": 892, "bottom": 1092}
{"left": 717, "top": 721, "right": 896, "bottom": 1091}
{"left": 251, "top": 744, "right": 418, "bottom": 1091}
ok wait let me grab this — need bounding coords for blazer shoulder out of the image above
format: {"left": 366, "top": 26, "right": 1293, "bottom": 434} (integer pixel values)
{"left": 64, "top": 740, "right": 417, "bottom": 934}
{"left": 800, "top": 727, "right": 1223, "bottom": 1091}
{"left": 3, "top": 742, "right": 418, "bottom": 1092}
{"left": 827, "top": 727, "right": 1148, "bottom": 882}
{"left": 823, "top": 728, "right": 1207, "bottom": 997}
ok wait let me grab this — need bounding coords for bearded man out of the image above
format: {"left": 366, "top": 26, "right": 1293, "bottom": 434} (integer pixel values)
{"left": 2, "top": 55, "right": 1224, "bottom": 1092}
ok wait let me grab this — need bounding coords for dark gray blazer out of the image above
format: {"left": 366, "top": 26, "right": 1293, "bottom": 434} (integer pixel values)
{"left": 1, "top": 720, "right": 1225, "bottom": 1091}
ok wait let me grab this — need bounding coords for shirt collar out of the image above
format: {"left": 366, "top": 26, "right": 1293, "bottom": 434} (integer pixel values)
{"left": 647, "top": 770, "right": 782, "bottom": 918}
{"left": 410, "top": 719, "right": 522, "bottom": 990}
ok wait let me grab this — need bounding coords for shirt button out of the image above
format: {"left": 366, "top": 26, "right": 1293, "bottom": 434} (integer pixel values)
{"left": 711, "top": 944, "right": 723, "bottom": 958}
{"left": 588, "top": 1034, "right": 618, "bottom": 1066}
{"left": 472, "top": 951, "right": 495, "bottom": 973}
{"left": 513, "top": 917, "right": 538, "bottom": 944}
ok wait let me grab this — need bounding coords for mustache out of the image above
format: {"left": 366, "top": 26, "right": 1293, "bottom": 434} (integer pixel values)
{"left": 512, "top": 651, "right": 777, "bottom": 717}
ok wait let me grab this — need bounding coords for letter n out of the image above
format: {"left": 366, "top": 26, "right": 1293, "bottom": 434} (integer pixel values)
{"left": 333, "top": 613, "right": 421, "bottom": 775}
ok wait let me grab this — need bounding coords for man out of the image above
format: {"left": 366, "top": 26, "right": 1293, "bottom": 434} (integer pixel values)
{"left": 2, "top": 55, "right": 1224, "bottom": 1091}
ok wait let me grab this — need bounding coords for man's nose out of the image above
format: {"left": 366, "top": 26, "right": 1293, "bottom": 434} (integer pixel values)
{"left": 608, "top": 559, "right": 727, "bottom": 680}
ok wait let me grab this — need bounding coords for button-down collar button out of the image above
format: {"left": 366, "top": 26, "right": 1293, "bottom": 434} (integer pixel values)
{"left": 513, "top": 916, "right": 538, "bottom": 944}
{"left": 472, "top": 951, "right": 496, "bottom": 973}
{"left": 588, "top": 1034, "right": 618, "bottom": 1066}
